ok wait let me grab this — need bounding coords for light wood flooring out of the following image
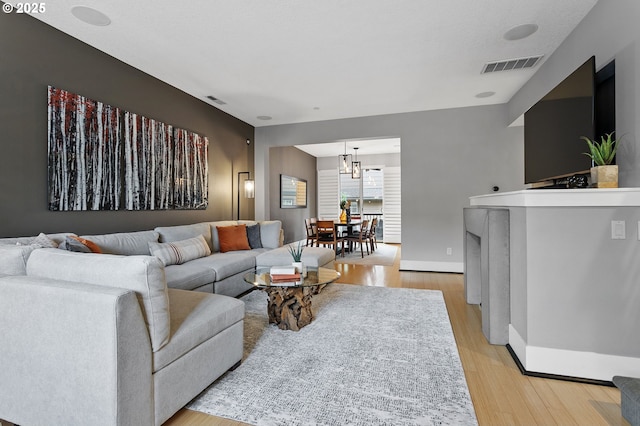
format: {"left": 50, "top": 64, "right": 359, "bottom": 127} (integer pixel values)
{"left": 166, "top": 245, "right": 627, "bottom": 426}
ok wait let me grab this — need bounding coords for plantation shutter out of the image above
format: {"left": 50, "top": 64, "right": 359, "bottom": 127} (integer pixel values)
{"left": 383, "top": 166, "right": 401, "bottom": 243}
{"left": 317, "top": 169, "right": 339, "bottom": 220}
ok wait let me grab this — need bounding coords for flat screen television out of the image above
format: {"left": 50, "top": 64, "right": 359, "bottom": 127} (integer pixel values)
{"left": 524, "top": 56, "right": 595, "bottom": 185}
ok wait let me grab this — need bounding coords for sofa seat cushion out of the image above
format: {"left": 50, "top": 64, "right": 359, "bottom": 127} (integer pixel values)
{"left": 199, "top": 251, "right": 259, "bottom": 281}
{"left": 26, "top": 249, "right": 170, "bottom": 352}
{"left": 256, "top": 245, "right": 336, "bottom": 268}
{"left": 153, "top": 289, "right": 244, "bottom": 372}
{"left": 164, "top": 257, "right": 217, "bottom": 291}
{"left": 80, "top": 230, "right": 159, "bottom": 255}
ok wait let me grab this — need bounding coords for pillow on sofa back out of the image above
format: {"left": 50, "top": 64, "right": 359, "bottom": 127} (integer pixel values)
{"left": 246, "top": 224, "right": 262, "bottom": 249}
{"left": 208, "top": 221, "right": 238, "bottom": 252}
{"left": 148, "top": 235, "right": 211, "bottom": 266}
{"left": 259, "top": 221, "right": 282, "bottom": 248}
{"left": 59, "top": 236, "right": 102, "bottom": 253}
{"left": 26, "top": 249, "right": 170, "bottom": 352}
{"left": 217, "top": 225, "right": 251, "bottom": 253}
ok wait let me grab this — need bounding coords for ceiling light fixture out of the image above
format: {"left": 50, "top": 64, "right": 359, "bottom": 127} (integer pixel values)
{"left": 71, "top": 6, "right": 111, "bottom": 26}
{"left": 503, "top": 23, "right": 539, "bottom": 41}
{"left": 338, "top": 141, "right": 352, "bottom": 174}
{"left": 475, "top": 91, "right": 496, "bottom": 98}
{"left": 351, "top": 147, "right": 361, "bottom": 179}
{"left": 257, "top": 116, "right": 272, "bottom": 121}
{"left": 206, "top": 95, "right": 226, "bottom": 105}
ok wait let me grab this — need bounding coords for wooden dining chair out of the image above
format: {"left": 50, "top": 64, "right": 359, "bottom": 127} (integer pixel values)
{"left": 315, "top": 220, "right": 345, "bottom": 257}
{"left": 344, "top": 219, "right": 370, "bottom": 258}
{"left": 305, "top": 218, "right": 317, "bottom": 246}
{"left": 368, "top": 217, "right": 378, "bottom": 252}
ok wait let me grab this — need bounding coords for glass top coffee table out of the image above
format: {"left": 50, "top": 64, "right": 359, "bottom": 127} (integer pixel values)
{"left": 244, "top": 267, "right": 340, "bottom": 331}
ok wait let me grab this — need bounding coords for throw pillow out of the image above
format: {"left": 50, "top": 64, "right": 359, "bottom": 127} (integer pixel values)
{"left": 217, "top": 225, "right": 251, "bottom": 253}
{"left": 32, "top": 232, "right": 59, "bottom": 248}
{"left": 246, "top": 224, "right": 263, "bottom": 249}
{"left": 148, "top": 234, "right": 211, "bottom": 266}
{"left": 59, "top": 236, "right": 102, "bottom": 253}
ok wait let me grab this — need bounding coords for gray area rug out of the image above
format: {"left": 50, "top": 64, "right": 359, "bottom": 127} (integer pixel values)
{"left": 188, "top": 284, "right": 477, "bottom": 426}
{"left": 333, "top": 242, "right": 398, "bottom": 266}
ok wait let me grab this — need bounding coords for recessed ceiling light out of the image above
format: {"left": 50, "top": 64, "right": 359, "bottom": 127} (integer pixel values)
{"left": 504, "top": 24, "right": 538, "bottom": 41}
{"left": 257, "top": 116, "right": 272, "bottom": 121}
{"left": 71, "top": 6, "right": 111, "bottom": 26}
{"left": 313, "top": 107, "right": 320, "bottom": 110}
{"left": 475, "top": 91, "right": 496, "bottom": 99}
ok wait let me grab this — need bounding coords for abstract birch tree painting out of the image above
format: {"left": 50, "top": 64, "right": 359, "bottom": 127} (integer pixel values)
{"left": 47, "top": 86, "right": 209, "bottom": 211}
{"left": 48, "top": 86, "right": 122, "bottom": 211}
{"left": 173, "top": 129, "right": 209, "bottom": 209}
{"left": 124, "top": 112, "right": 174, "bottom": 210}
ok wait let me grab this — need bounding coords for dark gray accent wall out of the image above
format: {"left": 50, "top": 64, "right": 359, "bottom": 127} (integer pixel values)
{"left": 269, "top": 146, "right": 317, "bottom": 243}
{"left": 0, "top": 11, "right": 254, "bottom": 237}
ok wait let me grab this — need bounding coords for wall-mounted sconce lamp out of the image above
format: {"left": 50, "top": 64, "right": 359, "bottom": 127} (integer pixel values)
{"left": 237, "top": 171, "right": 255, "bottom": 220}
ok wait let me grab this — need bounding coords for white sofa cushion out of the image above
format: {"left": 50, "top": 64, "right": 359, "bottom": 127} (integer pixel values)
{"left": 26, "top": 249, "right": 171, "bottom": 352}
{"left": 80, "top": 230, "right": 160, "bottom": 255}
{"left": 155, "top": 223, "right": 213, "bottom": 252}
{"left": 0, "top": 244, "right": 38, "bottom": 275}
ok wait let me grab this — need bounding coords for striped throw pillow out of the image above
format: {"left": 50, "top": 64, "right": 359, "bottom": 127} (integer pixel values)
{"left": 148, "top": 234, "right": 211, "bottom": 266}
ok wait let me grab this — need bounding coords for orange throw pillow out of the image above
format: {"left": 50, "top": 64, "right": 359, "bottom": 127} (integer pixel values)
{"left": 217, "top": 225, "right": 251, "bottom": 253}
{"left": 69, "top": 236, "right": 103, "bottom": 253}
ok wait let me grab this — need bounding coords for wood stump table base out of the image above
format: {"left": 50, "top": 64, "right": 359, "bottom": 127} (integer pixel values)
{"left": 265, "top": 286, "right": 314, "bottom": 331}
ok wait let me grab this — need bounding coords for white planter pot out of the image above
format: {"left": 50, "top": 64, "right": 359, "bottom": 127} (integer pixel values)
{"left": 292, "top": 261, "right": 307, "bottom": 278}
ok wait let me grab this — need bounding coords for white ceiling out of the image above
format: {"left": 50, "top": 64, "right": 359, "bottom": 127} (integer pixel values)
{"left": 10, "top": 0, "right": 597, "bottom": 129}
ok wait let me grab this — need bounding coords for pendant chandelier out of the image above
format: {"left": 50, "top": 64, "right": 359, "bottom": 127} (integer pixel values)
{"left": 351, "top": 147, "right": 361, "bottom": 179}
{"left": 338, "top": 141, "right": 352, "bottom": 174}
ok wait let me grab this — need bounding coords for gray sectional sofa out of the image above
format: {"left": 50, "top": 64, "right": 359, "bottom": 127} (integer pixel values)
{"left": 0, "top": 220, "right": 336, "bottom": 297}
{"left": 0, "top": 220, "right": 335, "bottom": 426}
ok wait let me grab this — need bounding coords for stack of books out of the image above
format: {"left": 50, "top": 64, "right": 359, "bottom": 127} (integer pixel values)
{"left": 269, "top": 266, "right": 302, "bottom": 286}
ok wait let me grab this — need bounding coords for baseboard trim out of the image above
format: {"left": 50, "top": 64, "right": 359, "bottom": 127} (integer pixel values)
{"left": 505, "top": 344, "right": 614, "bottom": 387}
{"left": 399, "top": 260, "right": 464, "bottom": 273}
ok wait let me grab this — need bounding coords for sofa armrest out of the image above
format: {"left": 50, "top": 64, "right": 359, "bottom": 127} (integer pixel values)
{"left": 0, "top": 276, "right": 153, "bottom": 426}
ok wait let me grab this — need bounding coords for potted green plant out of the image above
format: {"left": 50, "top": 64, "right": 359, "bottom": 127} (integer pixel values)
{"left": 288, "top": 242, "right": 306, "bottom": 277}
{"left": 581, "top": 132, "right": 620, "bottom": 188}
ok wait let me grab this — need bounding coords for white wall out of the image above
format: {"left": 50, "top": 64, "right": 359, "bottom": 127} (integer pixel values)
{"left": 255, "top": 105, "right": 524, "bottom": 272}
{"left": 508, "top": 0, "right": 640, "bottom": 186}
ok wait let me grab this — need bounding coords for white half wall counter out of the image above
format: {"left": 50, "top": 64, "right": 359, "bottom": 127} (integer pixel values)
{"left": 469, "top": 188, "right": 640, "bottom": 382}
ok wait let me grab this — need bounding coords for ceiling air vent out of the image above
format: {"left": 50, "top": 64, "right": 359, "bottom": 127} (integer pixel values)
{"left": 206, "top": 95, "right": 227, "bottom": 105}
{"left": 482, "top": 55, "right": 543, "bottom": 74}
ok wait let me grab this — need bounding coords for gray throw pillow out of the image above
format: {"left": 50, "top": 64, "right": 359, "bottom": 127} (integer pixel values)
{"left": 246, "top": 224, "right": 262, "bottom": 249}
{"left": 59, "top": 236, "right": 93, "bottom": 253}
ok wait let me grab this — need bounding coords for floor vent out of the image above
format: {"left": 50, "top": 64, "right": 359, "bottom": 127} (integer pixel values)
{"left": 206, "top": 95, "right": 227, "bottom": 105}
{"left": 482, "top": 55, "right": 543, "bottom": 74}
